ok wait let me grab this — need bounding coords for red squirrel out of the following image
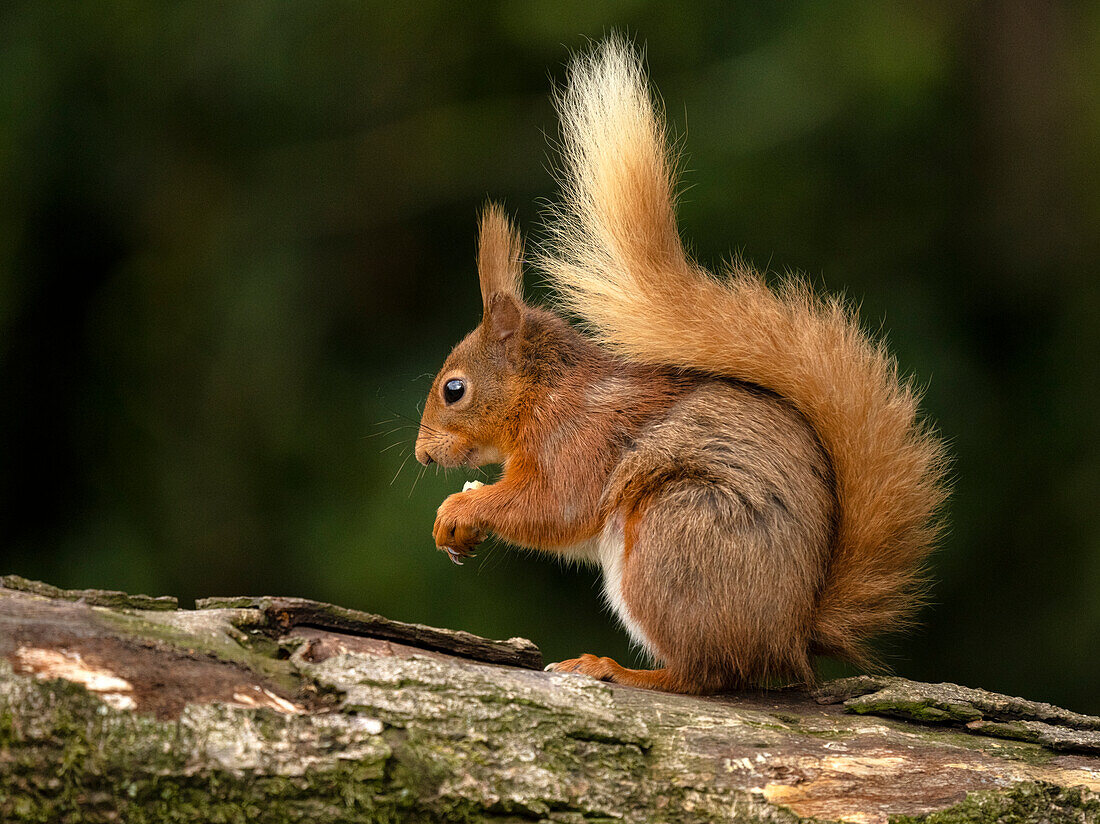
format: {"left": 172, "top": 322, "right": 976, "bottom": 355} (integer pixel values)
{"left": 414, "top": 37, "right": 948, "bottom": 694}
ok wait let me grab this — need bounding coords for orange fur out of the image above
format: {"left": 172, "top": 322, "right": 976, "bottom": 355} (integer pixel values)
{"left": 415, "top": 36, "right": 948, "bottom": 691}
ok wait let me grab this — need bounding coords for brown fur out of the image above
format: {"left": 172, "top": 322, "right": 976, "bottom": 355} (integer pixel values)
{"left": 611, "top": 384, "right": 834, "bottom": 690}
{"left": 415, "top": 36, "right": 949, "bottom": 692}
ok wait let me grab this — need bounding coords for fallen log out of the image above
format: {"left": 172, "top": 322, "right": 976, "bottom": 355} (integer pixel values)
{"left": 0, "top": 575, "right": 1097, "bottom": 822}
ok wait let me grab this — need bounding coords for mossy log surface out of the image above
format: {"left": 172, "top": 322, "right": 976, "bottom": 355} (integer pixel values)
{"left": 0, "top": 575, "right": 1098, "bottom": 823}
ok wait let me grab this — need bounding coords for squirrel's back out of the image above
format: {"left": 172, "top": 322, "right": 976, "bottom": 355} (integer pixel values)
{"left": 540, "top": 37, "right": 949, "bottom": 667}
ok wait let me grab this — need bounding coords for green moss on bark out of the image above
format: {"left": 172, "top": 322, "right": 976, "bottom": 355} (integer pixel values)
{"left": 890, "top": 782, "right": 1100, "bottom": 824}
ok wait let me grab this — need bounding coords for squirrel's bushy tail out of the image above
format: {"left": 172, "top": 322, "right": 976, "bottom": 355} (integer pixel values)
{"left": 540, "top": 36, "right": 949, "bottom": 666}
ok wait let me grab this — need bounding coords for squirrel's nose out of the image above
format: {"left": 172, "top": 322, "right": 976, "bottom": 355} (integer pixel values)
{"left": 413, "top": 432, "right": 432, "bottom": 466}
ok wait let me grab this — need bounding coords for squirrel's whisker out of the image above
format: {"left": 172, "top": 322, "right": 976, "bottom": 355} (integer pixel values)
{"left": 389, "top": 449, "right": 414, "bottom": 487}
{"left": 363, "top": 425, "right": 412, "bottom": 441}
{"left": 409, "top": 463, "right": 427, "bottom": 498}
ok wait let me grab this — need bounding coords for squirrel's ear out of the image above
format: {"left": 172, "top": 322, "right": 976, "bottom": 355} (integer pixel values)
{"left": 485, "top": 292, "right": 521, "bottom": 342}
{"left": 478, "top": 202, "right": 524, "bottom": 311}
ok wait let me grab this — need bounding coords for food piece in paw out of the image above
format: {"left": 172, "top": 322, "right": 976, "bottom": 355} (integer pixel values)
{"left": 462, "top": 480, "right": 485, "bottom": 493}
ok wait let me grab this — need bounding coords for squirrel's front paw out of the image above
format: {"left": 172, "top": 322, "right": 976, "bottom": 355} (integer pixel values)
{"left": 433, "top": 492, "right": 486, "bottom": 563}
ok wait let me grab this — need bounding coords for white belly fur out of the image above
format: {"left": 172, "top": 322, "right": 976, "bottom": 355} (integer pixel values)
{"left": 597, "top": 519, "right": 655, "bottom": 656}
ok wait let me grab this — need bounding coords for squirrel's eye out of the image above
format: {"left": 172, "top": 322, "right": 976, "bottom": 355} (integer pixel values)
{"left": 443, "top": 378, "right": 466, "bottom": 405}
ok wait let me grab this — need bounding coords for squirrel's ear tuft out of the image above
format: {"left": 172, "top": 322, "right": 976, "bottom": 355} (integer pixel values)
{"left": 478, "top": 202, "right": 524, "bottom": 311}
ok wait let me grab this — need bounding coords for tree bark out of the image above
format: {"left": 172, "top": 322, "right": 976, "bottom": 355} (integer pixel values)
{"left": 0, "top": 575, "right": 1097, "bottom": 823}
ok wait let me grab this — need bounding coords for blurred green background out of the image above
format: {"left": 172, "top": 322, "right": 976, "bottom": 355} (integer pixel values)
{"left": 1, "top": 2, "right": 1097, "bottom": 712}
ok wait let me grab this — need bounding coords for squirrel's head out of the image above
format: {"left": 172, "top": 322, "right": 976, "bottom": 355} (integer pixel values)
{"left": 415, "top": 204, "right": 527, "bottom": 468}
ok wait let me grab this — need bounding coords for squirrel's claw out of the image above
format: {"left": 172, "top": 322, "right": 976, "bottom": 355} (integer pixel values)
{"left": 443, "top": 546, "right": 476, "bottom": 565}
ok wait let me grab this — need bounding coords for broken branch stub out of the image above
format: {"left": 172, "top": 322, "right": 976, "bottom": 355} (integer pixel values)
{"left": 195, "top": 594, "right": 544, "bottom": 669}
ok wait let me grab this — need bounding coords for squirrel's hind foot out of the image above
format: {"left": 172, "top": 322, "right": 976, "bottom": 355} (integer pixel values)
{"left": 545, "top": 654, "right": 690, "bottom": 693}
